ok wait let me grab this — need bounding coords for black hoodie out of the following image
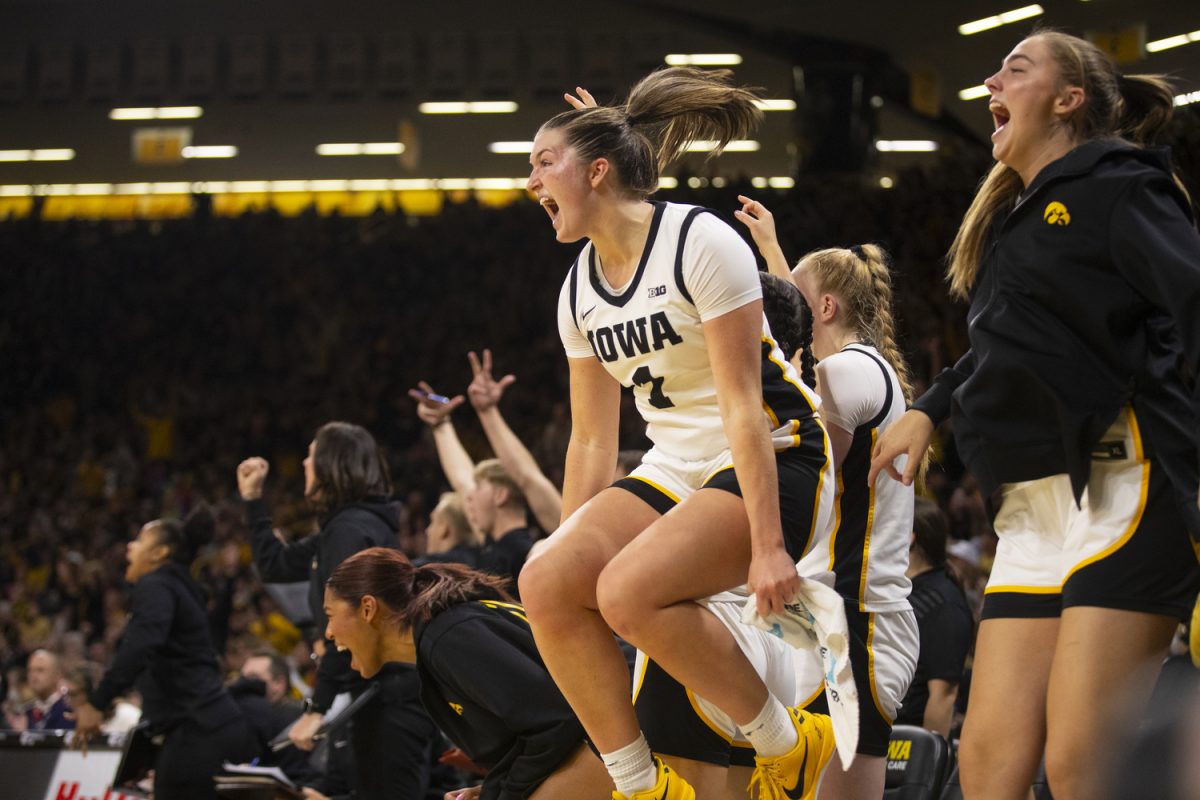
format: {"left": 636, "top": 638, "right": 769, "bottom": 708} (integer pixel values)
{"left": 91, "top": 562, "right": 240, "bottom": 734}
{"left": 413, "top": 600, "right": 587, "bottom": 800}
{"left": 913, "top": 140, "right": 1200, "bottom": 534}
{"left": 245, "top": 496, "right": 401, "bottom": 710}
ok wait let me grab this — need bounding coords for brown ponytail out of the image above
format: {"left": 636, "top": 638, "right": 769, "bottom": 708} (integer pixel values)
{"left": 327, "top": 547, "right": 512, "bottom": 631}
{"left": 540, "top": 67, "right": 763, "bottom": 199}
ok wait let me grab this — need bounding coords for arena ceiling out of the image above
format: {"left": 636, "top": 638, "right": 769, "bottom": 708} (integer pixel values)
{"left": 0, "top": 0, "right": 1195, "bottom": 192}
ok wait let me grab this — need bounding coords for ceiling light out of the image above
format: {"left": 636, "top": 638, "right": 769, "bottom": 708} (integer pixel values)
{"left": 1176, "top": 90, "right": 1200, "bottom": 106}
{"left": 32, "top": 149, "right": 76, "bottom": 161}
{"left": 316, "top": 143, "right": 404, "bottom": 156}
{"left": 488, "top": 141, "right": 535, "bottom": 154}
{"left": 958, "top": 5, "right": 1044, "bottom": 36}
{"left": 109, "top": 106, "right": 203, "bottom": 120}
{"left": 754, "top": 99, "right": 797, "bottom": 111}
{"left": 958, "top": 85, "right": 991, "bottom": 101}
{"left": 349, "top": 179, "right": 391, "bottom": 191}
{"left": 1146, "top": 30, "right": 1200, "bottom": 53}
{"left": 182, "top": 145, "right": 237, "bottom": 158}
{"left": 665, "top": 54, "right": 743, "bottom": 66}
{"left": 875, "top": 140, "right": 939, "bottom": 152}
{"left": 418, "top": 101, "right": 518, "bottom": 114}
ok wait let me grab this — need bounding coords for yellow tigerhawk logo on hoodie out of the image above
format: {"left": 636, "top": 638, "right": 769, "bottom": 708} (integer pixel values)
{"left": 1044, "top": 202, "right": 1071, "bottom": 226}
{"left": 449, "top": 702, "right": 464, "bottom": 716}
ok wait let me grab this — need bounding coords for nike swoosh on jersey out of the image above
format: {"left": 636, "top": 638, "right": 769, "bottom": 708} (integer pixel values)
{"left": 581, "top": 305, "right": 597, "bottom": 321}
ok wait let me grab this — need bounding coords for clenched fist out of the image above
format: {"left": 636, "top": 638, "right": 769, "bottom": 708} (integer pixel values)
{"left": 237, "top": 457, "right": 270, "bottom": 500}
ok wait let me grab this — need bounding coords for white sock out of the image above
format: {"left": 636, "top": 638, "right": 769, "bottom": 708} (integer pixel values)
{"left": 601, "top": 733, "right": 657, "bottom": 795}
{"left": 738, "top": 697, "right": 798, "bottom": 757}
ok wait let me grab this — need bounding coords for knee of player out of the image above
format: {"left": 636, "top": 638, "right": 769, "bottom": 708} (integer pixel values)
{"left": 518, "top": 547, "right": 587, "bottom": 619}
{"left": 1043, "top": 741, "right": 1088, "bottom": 799}
{"left": 595, "top": 566, "right": 646, "bottom": 640}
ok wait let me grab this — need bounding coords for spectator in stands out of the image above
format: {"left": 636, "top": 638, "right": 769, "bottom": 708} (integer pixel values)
{"left": 70, "top": 507, "right": 257, "bottom": 800}
{"left": 238, "top": 421, "right": 436, "bottom": 800}
{"left": 465, "top": 350, "right": 564, "bottom": 533}
{"left": 240, "top": 649, "right": 300, "bottom": 708}
{"left": 896, "top": 499, "right": 974, "bottom": 737}
{"left": 419, "top": 492, "right": 483, "bottom": 568}
{"left": 324, "top": 546, "right": 611, "bottom": 800}
{"left": 230, "top": 649, "right": 317, "bottom": 786}
{"left": 468, "top": 461, "right": 535, "bottom": 599}
{"left": 62, "top": 662, "right": 141, "bottom": 735}
{"left": 410, "top": 350, "right": 561, "bottom": 537}
{"left": 4, "top": 649, "right": 73, "bottom": 731}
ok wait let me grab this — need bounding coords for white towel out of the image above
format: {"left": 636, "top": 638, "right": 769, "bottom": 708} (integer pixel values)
{"left": 740, "top": 574, "right": 859, "bottom": 769}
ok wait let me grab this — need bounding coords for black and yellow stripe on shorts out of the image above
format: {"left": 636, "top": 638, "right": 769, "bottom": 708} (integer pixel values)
{"left": 613, "top": 474, "right": 679, "bottom": 516}
{"left": 634, "top": 654, "right": 740, "bottom": 767}
{"left": 702, "top": 441, "right": 830, "bottom": 562}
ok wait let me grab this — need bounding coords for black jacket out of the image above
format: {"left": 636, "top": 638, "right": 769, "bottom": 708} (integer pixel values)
{"left": 414, "top": 600, "right": 587, "bottom": 800}
{"left": 478, "top": 527, "right": 534, "bottom": 600}
{"left": 91, "top": 563, "right": 240, "bottom": 735}
{"left": 246, "top": 496, "right": 401, "bottom": 710}
{"left": 895, "top": 567, "right": 974, "bottom": 727}
{"left": 344, "top": 663, "right": 437, "bottom": 800}
{"left": 227, "top": 677, "right": 317, "bottom": 785}
{"left": 914, "top": 140, "right": 1200, "bottom": 527}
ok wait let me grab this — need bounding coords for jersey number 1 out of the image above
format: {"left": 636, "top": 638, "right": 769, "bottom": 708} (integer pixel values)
{"left": 632, "top": 366, "right": 675, "bottom": 409}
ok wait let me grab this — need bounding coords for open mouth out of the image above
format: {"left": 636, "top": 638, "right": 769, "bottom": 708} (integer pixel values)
{"left": 989, "top": 103, "right": 1010, "bottom": 137}
{"left": 539, "top": 196, "right": 560, "bottom": 224}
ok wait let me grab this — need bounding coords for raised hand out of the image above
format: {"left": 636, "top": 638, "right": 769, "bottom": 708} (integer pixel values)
{"left": 467, "top": 350, "right": 516, "bottom": 412}
{"left": 237, "top": 457, "right": 270, "bottom": 500}
{"left": 564, "top": 86, "right": 599, "bottom": 109}
{"left": 732, "top": 195, "right": 780, "bottom": 251}
{"left": 408, "top": 381, "right": 465, "bottom": 427}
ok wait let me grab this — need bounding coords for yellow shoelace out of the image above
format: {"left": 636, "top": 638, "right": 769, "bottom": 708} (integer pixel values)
{"left": 747, "top": 760, "right": 787, "bottom": 800}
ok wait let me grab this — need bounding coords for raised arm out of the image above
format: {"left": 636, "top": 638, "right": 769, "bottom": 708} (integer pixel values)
{"left": 237, "top": 457, "right": 316, "bottom": 582}
{"left": 408, "top": 381, "right": 476, "bottom": 495}
{"left": 468, "top": 349, "right": 563, "bottom": 534}
{"left": 734, "top": 195, "right": 792, "bottom": 280}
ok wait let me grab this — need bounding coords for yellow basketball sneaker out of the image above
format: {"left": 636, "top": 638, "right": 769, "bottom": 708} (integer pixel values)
{"left": 611, "top": 756, "right": 696, "bottom": 800}
{"left": 747, "top": 708, "right": 836, "bottom": 800}
{"left": 1190, "top": 594, "right": 1200, "bottom": 667}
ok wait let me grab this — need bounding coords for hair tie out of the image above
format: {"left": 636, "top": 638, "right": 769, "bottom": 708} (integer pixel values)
{"left": 848, "top": 244, "right": 867, "bottom": 260}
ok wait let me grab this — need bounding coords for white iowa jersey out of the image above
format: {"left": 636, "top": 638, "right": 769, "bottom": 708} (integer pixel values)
{"left": 797, "top": 344, "right": 913, "bottom": 611}
{"left": 557, "top": 201, "right": 822, "bottom": 463}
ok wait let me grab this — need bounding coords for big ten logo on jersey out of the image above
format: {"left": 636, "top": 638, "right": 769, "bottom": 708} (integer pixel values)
{"left": 586, "top": 312, "right": 683, "bottom": 364}
{"left": 647, "top": 284, "right": 667, "bottom": 298}
{"left": 885, "top": 738, "right": 912, "bottom": 772}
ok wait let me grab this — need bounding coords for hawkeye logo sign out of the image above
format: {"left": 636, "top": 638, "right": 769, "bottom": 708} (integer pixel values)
{"left": 1043, "top": 201, "right": 1071, "bottom": 226}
